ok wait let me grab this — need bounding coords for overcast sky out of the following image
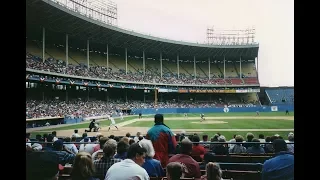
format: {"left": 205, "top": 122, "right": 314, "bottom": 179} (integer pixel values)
{"left": 114, "top": 0, "right": 294, "bottom": 87}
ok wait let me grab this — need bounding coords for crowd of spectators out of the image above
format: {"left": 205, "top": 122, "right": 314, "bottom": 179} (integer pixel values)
{"left": 26, "top": 119, "right": 294, "bottom": 180}
{"left": 26, "top": 53, "right": 258, "bottom": 85}
{"left": 26, "top": 99, "right": 256, "bottom": 119}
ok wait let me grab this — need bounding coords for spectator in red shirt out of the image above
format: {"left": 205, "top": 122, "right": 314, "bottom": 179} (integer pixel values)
{"left": 191, "top": 135, "right": 207, "bottom": 161}
{"left": 168, "top": 138, "right": 201, "bottom": 179}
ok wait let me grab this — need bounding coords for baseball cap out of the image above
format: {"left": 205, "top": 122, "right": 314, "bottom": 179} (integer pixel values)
{"left": 26, "top": 152, "right": 59, "bottom": 180}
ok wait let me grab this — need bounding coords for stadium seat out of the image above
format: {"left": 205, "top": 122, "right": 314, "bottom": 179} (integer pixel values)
{"left": 222, "top": 170, "right": 261, "bottom": 180}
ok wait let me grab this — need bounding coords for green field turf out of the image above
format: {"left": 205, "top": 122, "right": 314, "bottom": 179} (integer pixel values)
{"left": 29, "top": 112, "right": 294, "bottom": 139}
{"left": 126, "top": 119, "right": 293, "bottom": 129}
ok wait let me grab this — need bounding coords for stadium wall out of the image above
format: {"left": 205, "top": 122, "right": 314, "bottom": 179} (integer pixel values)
{"left": 132, "top": 105, "right": 294, "bottom": 114}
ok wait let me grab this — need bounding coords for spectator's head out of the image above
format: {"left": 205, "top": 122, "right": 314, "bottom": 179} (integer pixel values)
{"left": 126, "top": 133, "right": 131, "bottom": 138}
{"left": 71, "top": 152, "right": 95, "bottom": 180}
{"left": 103, "top": 139, "right": 117, "bottom": 157}
{"left": 288, "top": 133, "right": 294, "bottom": 142}
{"left": 43, "top": 133, "right": 48, "bottom": 140}
{"left": 138, "top": 139, "right": 155, "bottom": 158}
{"left": 154, "top": 114, "right": 164, "bottom": 124}
{"left": 117, "top": 140, "right": 129, "bottom": 155}
{"left": 114, "top": 136, "right": 120, "bottom": 142}
{"left": 71, "top": 136, "right": 77, "bottom": 142}
{"left": 270, "top": 135, "right": 278, "bottom": 142}
{"left": 235, "top": 135, "right": 244, "bottom": 143}
{"left": 265, "top": 136, "right": 271, "bottom": 142}
{"left": 129, "top": 139, "right": 135, "bottom": 145}
{"left": 127, "top": 143, "right": 147, "bottom": 166}
{"left": 52, "top": 131, "right": 57, "bottom": 137}
{"left": 273, "top": 139, "right": 287, "bottom": 153}
{"left": 166, "top": 162, "right": 182, "bottom": 180}
{"left": 74, "top": 129, "right": 78, "bottom": 134}
{"left": 26, "top": 152, "right": 59, "bottom": 180}
{"left": 26, "top": 133, "right": 31, "bottom": 139}
{"left": 136, "top": 131, "right": 141, "bottom": 136}
{"left": 99, "top": 137, "right": 109, "bottom": 149}
{"left": 64, "top": 137, "right": 71, "bottom": 142}
{"left": 246, "top": 132, "right": 254, "bottom": 142}
{"left": 192, "top": 135, "right": 200, "bottom": 146}
{"left": 180, "top": 138, "right": 193, "bottom": 155}
{"left": 109, "top": 135, "right": 115, "bottom": 139}
{"left": 47, "top": 134, "right": 54, "bottom": 143}
{"left": 36, "top": 134, "right": 42, "bottom": 141}
{"left": 218, "top": 135, "right": 226, "bottom": 142}
{"left": 121, "top": 137, "right": 129, "bottom": 144}
{"left": 206, "top": 162, "right": 222, "bottom": 180}
{"left": 82, "top": 133, "right": 88, "bottom": 139}
{"left": 258, "top": 134, "right": 264, "bottom": 139}
{"left": 203, "top": 135, "right": 208, "bottom": 141}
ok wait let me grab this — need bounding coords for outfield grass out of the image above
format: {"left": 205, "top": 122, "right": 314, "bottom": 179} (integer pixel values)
{"left": 32, "top": 116, "right": 140, "bottom": 131}
{"left": 29, "top": 112, "right": 294, "bottom": 139}
{"left": 126, "top": 119, "right": 294, "bottom": 129}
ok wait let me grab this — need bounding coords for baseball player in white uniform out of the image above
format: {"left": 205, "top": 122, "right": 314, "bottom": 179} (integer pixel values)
{"left": 119, "top": 112, "right": 124, "bottom": 120}
{"left": 184, "top": 113, "right": 188, "bottom": 119}
{"left": 108, "top": 116, "right": 119, "bottom": 131}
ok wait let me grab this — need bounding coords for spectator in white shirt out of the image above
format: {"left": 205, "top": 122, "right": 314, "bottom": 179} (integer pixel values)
{"left": 72, "top": 129, "right": 81, "bottom": 138}
{"left": 134, "top": 132, "right": 141, "bottom": 143}
{"left": 63, "top": 137, "right": 78, "bottom": 154}
{"left": 258, "top": 134, "right": 266, "bottom": 147}
{"left": 79, "top": 137, "right": 95, "bottom": 154}
{"left": 80, "top": 133, "right": 91, "bottom": 143}
{"left": 52, "top": 131, "right": 58, "bottom": 142}
{"left": 105, "top": 143, "right": 149, "bottom": 180}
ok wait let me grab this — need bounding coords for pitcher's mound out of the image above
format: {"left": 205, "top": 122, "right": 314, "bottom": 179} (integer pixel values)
{"left": 191, "top": 120, "right": 228, "bottom": 124}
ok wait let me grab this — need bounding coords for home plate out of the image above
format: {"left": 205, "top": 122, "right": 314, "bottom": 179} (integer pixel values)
{"left": 191, "top": 120, "right": 228, "bottom": 124}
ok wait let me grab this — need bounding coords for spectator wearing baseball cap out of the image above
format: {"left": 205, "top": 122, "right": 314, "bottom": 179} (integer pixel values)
{"left": 262, "top": 139, "right": 294, "bottom": 180}
{"left": 52, "top": 139, "right": 75, "bottom": 165}
{"left": 146, "top": 114, "right": 177, "bottom": 167}
{"left": 26, "top": 152, "right": 60, "bottom": 180}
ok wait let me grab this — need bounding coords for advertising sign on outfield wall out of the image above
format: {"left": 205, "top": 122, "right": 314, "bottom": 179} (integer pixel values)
{"left": 271, "top": 106, "right": 278, "bottom": 111}
{"left": 236, "top": 89, "right": 248, "bottom": 93}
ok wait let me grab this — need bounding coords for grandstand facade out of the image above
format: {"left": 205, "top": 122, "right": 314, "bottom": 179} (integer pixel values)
{"left": 26, "top": 0, "right": 267, "bottom": 120}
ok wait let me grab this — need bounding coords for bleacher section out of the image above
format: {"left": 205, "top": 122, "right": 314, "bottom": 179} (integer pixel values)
{"left": 26, "top": 41, "right": 260, "bottom": 85}
{"left": 265, "top": 88, "right": 294, "bottom": 105}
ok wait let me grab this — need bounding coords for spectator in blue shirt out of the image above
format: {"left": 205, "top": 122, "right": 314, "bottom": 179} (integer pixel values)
{"left": 246, "top": 138, "right": 265, "bottom": 154}
{"left": 139, "top": 139, "right": 165, "bottom": 177}
{"left": 52, "top": 139, "right": 76, "bottom": 165}
{"left": 262, "top": 139, "right": 294, "bottom": 180}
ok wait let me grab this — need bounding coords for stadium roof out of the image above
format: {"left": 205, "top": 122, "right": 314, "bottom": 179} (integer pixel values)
{"left": 26, "top": 0, "right": 259, "bottom": 59}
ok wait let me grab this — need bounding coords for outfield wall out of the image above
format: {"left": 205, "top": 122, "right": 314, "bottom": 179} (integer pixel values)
{"left": 132, "top": 105, "right": 294, "bottom": 114}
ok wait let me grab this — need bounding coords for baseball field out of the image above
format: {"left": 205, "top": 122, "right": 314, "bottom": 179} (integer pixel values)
{"left": 27, "top": 112, "right": 294, "bottom": 140}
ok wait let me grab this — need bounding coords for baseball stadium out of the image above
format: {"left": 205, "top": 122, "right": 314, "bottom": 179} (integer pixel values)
{"left": 26, "top": 1, "right": 294, "bottom": 180}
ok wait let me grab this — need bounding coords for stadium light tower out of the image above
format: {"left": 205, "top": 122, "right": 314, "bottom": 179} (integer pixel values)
{"left": 206, "top": 26, "right": 256, "bottom": 45}
{"left": 57, "top": 0, "right": 118, "bottom": 26}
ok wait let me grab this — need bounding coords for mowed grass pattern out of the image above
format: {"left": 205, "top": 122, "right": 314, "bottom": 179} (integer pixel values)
{"left": 29, "top": 112, "right": 294, "bottom": 139}
{"left": 125, "top": 119, "right": 293, "bottom": 129}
